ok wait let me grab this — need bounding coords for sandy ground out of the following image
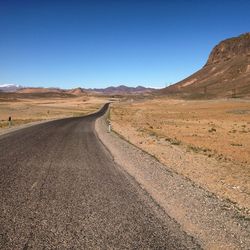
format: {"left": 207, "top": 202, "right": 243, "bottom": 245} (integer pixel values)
{"left": 110, "top": 98, "right": 250, "bottom": 211}
{"left": 0, "top": 95, "right": 110, "bottom": 130}
{"left": 96, "top": 110, "right": 250, "bottom": 250}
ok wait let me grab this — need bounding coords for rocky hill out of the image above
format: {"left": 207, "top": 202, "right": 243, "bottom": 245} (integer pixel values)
{"left": 67, "top": 87, "right": 87, "bottom": 95}
{"left": 161, "top": 33, "right": 250, "bottom": 98}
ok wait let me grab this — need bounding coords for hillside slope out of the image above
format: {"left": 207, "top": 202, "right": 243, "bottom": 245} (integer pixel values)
{"left": 162, "top": 33, "right": 250, "bottom": 98}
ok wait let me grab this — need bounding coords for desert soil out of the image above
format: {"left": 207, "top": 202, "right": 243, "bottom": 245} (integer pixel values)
{"left": 0, "top": 95, "right": 109, "bottom": 130}
{"left": 110, "top": 98, "right": 250, "bottom": 211}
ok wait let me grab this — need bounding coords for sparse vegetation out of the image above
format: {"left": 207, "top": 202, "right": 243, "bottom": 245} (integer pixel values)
{"left": 169, "top": 138, "right": 181, "bottom": 145}
{"left": 231, "top": 143, "right": 243, "bottom": 147}
{"left": 208, "top": 127, "right": 216, "bottom": 133}
{"left": 111, "top": 98, "right": 250, "bottom": 209}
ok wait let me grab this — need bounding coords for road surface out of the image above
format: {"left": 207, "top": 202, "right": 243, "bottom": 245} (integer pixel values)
{"left": 0, "top": 104, "right": 200, "bottom": 249}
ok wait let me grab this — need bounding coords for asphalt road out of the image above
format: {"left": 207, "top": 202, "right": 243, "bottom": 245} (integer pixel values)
{"left": 0, "top": 104, "right": 200, "bottom": 249}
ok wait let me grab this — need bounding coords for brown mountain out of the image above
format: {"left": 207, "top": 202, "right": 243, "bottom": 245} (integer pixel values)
{"left": 161, "top": 33, "right": 250, "bottom": 98}
{"left": 66, "top": 87, "right": 87, "bottom": 95}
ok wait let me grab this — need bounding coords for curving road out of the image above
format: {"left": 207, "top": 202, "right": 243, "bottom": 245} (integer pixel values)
{"left": 0, "top": 104, "right": 200, "bottom": 249}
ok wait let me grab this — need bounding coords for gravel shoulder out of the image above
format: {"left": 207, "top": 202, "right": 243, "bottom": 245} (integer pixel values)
{"left": 95, "top": 108, "right": 250, "bottom": 249}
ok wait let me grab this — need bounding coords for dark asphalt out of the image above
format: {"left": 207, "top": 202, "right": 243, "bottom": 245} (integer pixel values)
{"left": 0, "top": 104, "right": 200, "bottom": 249}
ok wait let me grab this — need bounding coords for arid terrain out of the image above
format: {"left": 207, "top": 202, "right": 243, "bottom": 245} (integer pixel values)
{"left": 1, "top": 1, "right": 250, "bottom": 248}
{"left": 110, "top": 98, "right": 250, "bottom": 211}
{"left": 0, "top": 92, "right": 110, "bottom": 130}
{"left": 1, "top": 90, "right": 249, "bottom": 212}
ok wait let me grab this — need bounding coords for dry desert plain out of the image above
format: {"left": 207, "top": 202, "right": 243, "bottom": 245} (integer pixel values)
{"left": 0, "top": 93, "right": 110, "bottom": 130}
{"left": 110, "top": 98, "right": 250, "bottom": 212}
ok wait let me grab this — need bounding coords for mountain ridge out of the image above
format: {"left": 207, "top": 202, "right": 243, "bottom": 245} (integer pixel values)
{"left": 161, "top": 32, "right": 250, "bottom": 98}
{"left": 0, "top": 84, "right": 154, "bottom": 95}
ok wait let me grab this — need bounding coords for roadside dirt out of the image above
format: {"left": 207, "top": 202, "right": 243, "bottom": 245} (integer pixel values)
{"left": 110, "top": 98, "right": 250, "bottom": 211}
{"left": 96, "top": 110, "right": 250, "bottom": 249}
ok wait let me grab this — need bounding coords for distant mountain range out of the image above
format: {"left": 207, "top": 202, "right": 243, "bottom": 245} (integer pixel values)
{"left": 0, "top": 84, "right": 22, "bottom": 92}
{"left": 0, "top": 84, "right": 154, "bottom": 95}
{"left": 160, "top": 33, "right": 250, "bottom": 98}
{"left": 87, "top": 85, "right": 154, "bottom": 94}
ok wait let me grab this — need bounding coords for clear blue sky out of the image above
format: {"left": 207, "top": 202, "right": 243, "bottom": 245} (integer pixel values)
{"left": 0, "top": 0, "right": 250, "bottom": 89}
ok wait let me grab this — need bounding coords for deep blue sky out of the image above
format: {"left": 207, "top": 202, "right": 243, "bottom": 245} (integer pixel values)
{"left": 0, "top": 0, "right": 250, "bottom": 89}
